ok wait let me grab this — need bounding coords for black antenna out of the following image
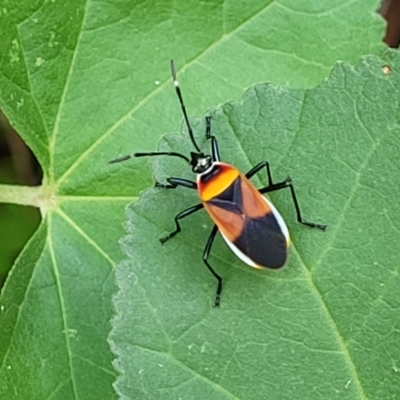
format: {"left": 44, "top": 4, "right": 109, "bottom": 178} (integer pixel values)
{"left": 170, "top": 60, "right": 201, "bottom": 153}
{"left": 108, "top": 151, "right": 190, "bottom": 164}
{"left": 108, "top": 61, "right": 199, "bottom": 165}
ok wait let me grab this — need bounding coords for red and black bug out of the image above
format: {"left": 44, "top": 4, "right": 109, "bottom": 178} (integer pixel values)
{"left": 110, "top": 61, "right": 326, "bottom": 306}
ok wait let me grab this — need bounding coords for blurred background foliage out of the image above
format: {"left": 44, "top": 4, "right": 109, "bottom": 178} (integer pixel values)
{"left": 0, "top": 113, "right": 41, "bottom": 288}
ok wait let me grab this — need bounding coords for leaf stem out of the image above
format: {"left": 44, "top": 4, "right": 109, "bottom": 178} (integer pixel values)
{"left": 0, "top": 184, "right": 43, "bottom": 208}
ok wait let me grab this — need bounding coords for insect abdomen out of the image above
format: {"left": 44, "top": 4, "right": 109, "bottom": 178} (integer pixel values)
{"left": 200, "top": 166, "right": 290, "bottom": 269}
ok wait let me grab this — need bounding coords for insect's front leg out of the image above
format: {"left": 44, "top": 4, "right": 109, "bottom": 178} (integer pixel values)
{"left": 204, "top": 116, "right": 221, "bottom": 162}
{"left": 155, "top": 177, "right": 197, "bottom": 190}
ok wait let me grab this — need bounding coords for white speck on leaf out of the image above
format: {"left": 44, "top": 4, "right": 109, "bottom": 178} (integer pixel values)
{"left": 9, "top": 38, "right": 20, "bottom": 63}
{"left": 48, "top": 32, "right": 58, "bottom": 48}
{"left": 35, "top": 57, "right": 45, "bottom": 67}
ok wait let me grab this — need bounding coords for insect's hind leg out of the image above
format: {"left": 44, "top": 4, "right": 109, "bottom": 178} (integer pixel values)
{"left": 202, "top": 225, "right": 222, "bottom": 306}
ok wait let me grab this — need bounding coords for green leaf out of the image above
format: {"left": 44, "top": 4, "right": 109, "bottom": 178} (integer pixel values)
{"left": 111, "top": 52, "right": 400, "bottom": 399}
{"left": 0, "top": 0, "right": 389, "bottom": 398}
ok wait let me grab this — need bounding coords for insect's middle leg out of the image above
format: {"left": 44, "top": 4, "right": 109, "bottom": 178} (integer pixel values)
{"left": 246, "top": 161, "right": 326, "bottom": 230}
{"left": 156, "top": 177, "right": 201, "bottom": 242}
{"left": 160, "top": 203, "right": 204, "bottom": 243}
{"left": 245, "top": 161, "right": 273, "bottom": 187}
{"left": 259, "top": 178, "right": 326, "bottom": 230}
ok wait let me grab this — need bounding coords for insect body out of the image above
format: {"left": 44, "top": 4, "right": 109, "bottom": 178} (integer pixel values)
{"left": 110, "top": 60, "right": 326, "bottom": 306}
{"left": 199, "top": 162, "right": 290, "bottom": 270}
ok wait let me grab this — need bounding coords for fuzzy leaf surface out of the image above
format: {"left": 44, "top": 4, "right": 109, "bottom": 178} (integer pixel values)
{"left": 112, "top": 52, "right": 400, "bottom": 399}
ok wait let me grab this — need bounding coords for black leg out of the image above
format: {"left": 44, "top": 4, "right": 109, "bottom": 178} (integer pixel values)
{"left": 259, "top": 177, "right": 326, "bottom": 230}
{"left": 160, "top": 203, "right": 204, "bottom": 243}
{"left": 155, "top": 177, "right": 197, "bottom": 190}
{"left": 204, "top": 116, "right": 221, "bottom": 162}
{"left": 205, "top": 115, "right": 211, "bottom": 138}
{"left": 202, "top": 225, "right": 222, "bottom": 306}
{"left": 245, "top": 161, "right": 273, "bottom": 187}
